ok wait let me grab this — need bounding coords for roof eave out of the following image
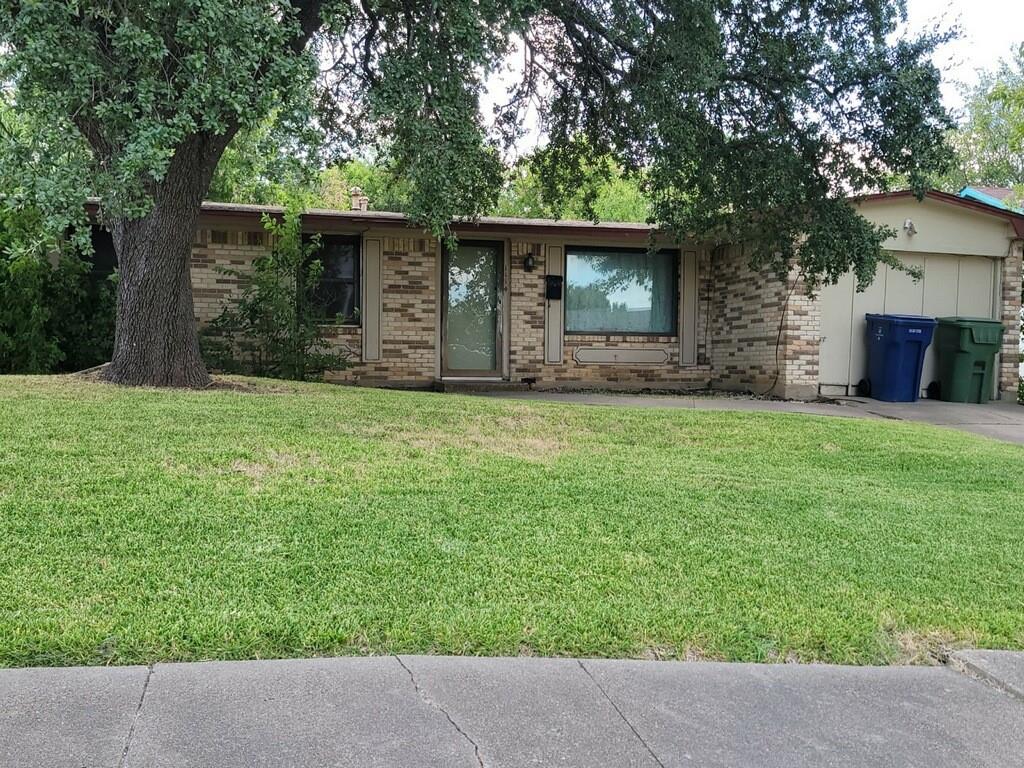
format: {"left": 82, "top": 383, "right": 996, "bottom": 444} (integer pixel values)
{"left": 852, "top": 189, "right": 1024, "bottom": 238}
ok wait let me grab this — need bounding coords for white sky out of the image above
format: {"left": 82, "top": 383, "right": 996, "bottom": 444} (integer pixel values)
{"left": 904, "top": 0, "right": 1024, "bottom": 113}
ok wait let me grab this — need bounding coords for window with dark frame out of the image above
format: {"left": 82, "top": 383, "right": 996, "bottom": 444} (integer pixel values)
{"left": 305, "top": 234, "right": 361, "bottom": 325}
{"left": 565, "top": 246, "right": 679, "bottom": 335}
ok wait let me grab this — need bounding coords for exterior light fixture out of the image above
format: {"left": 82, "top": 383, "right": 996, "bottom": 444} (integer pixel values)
{"left": 903, "top": 218, "right": 917, "bottom": 236}
{"left": 523, "top": 252, "right": 537, "bottom": 272}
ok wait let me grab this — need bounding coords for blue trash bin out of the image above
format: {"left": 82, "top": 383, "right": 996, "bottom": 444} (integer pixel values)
{"left": 864, "top": 314, "right": 937, "bottom": 402}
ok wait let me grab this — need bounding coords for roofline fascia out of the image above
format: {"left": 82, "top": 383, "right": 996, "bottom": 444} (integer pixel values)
{"left": 86, "top": 199, "right": 660, "bottom": 240}
{"left": 852, "top": 189, "right": 1024, "bottom": 238}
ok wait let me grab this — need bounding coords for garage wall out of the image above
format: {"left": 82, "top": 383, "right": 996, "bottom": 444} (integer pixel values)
{"left": 819, "top": 252, "right": 998, "bottom": 396}
{"left": 854, "top": 197, "right": 1016, "bottom": 258}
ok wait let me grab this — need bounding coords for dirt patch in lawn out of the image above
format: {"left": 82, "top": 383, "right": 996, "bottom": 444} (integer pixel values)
{"left": 228, "top": 450, "right": 322, "bottom": 485}
{"left": 68, "top": 365, "right": 296, "bottom": 394}
{"left": 409, "top": 406, "right": 581, "bottom": 461}
{"left": 341, "top": 404, "right": 579, "bottom": 461}
{"left": 892, "top": 628, "right": 977, "bottom": 665}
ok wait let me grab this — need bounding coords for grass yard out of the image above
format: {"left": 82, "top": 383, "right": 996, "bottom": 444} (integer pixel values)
{"left": 1, "top": 376, "right": 1022, "bottom": 668}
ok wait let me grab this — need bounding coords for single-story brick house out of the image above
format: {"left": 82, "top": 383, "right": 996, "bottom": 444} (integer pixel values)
{"left": 91, "top": 188, "right": 1024, "bottom": 399}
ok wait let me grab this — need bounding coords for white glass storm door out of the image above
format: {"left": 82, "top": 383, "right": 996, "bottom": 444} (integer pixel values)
{"left": 442, "top": 241, "right": 504, "bottom": 376}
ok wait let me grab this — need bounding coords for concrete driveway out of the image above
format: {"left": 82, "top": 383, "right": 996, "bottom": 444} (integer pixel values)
{"left": 2, "top": 653, "right": 1023, "bottom": 767}
{"left": 474, "top": 390, "right": 1024, "bottom": 446}
{"left": 838, "top": 397, "right": 1024, "bottom": 445}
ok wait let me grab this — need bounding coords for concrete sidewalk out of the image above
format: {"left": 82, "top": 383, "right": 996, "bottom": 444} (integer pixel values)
{"left": 474, "top": 390, "right": 1024, "bottom": 445}
{"left": 2, "top": 652, "right": 1023, "bottom": 767}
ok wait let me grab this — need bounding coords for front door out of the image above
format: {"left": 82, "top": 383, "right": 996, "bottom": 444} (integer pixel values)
{"left": 442, "top": 241, "right": 504, "bottom": 377}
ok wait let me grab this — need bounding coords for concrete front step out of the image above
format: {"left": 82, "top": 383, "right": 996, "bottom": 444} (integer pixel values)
{"left": 433, "top": 379, "right": 531, "bottom": 394}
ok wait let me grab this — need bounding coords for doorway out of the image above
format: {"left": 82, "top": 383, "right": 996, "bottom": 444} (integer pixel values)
{"left": 441, "top": 241, "right": 505, "bottom": 377}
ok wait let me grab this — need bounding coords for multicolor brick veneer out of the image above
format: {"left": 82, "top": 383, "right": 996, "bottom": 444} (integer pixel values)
{"left": 998, "top": 239, "right": 1023, "bottom": 398}
{"left": 190, "top": 228, "right": 272, "bottom": 325}
{"left": 192, "top": 220, "right": 1023, "bottom": 402}
{"left": 709, "top": 245, "right": 820, "bottom": 399}
{"left": 190, "top": 227, "right": 823, "bottom": 394}
{"left": 507, "top": 241, "right": 713, "bottom": 389}
{"left": 330, "top": 237, "right": 439, "bottom": 387}
{"left": 190, "top": 227, "right": 365, "bottom": 372}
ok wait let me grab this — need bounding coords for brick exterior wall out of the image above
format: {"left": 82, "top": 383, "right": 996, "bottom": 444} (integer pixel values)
{"left": 779, "top": 272, "right": 822, "bottom": 400}
{"left": 190, "top": 227, "right": 365, "bottom": 371}
{"left": 709, "top": 246, "right": 819, "bottom": 399}
{"left": 507, "top": 241, "right": 713, "bottom": 389}
{"left": 326, "top": 237, "right": 438, "bottom": 387}
{"left": 169, "top": 205, "right": 1024, "bottom": 400}
{"left": 998, "top": 240, "right": 1023, "bottom": 398}
{"left": 190, "top": 225, "right": 818, "bottom": 394}
{"left": 507, "top": 240, "right": 546, "bottom": 380}
{"left": 190, "top": 228, "right": 272, "bottom": 324}
{"left": 193, "top": 229, "right": 442, "bottom": 387}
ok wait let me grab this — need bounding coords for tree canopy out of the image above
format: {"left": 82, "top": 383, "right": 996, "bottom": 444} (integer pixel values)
{"left": 929, "top": 45, "right": 1024, "bottom": 197}
{"left": 0, "top": 1, "right": 954, "bottom": 385}
{"left": 494, "top": 146, "right": 651, "bottom": 222}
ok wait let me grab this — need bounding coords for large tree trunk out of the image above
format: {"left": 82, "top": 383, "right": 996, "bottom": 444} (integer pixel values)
{"left": 103, "top": 200, "right": 208, "bottom": 387}
{"left": 102, "top": 134, "right": 234, "bottom": 388}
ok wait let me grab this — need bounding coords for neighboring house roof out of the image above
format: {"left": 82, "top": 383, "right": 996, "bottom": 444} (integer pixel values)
{"left": 958, "top": 185, "right": 1022, "bottom": 212}
{"left": 855, "top": 188, "right": 1024, "bottom": 238}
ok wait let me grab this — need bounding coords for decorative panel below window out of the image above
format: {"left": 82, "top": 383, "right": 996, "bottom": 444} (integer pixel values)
{"left": 310, "top": 234, "right": 360, "bottom": 324}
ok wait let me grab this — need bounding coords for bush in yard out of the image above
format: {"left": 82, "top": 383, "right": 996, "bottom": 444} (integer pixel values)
{"left": 0, "top": 250, "right": 116, "bottom": 374}
{"left": 0, "top": 250, "right": 62, "bottom": 373}
{"left": 0, "top": 206, "right": 115, "bottom": 374}
{"left": 201, "top": 200, "right": 350, "bottom": 382}
{"left": 47, "top": 254, "right": 117, "bottom": 373}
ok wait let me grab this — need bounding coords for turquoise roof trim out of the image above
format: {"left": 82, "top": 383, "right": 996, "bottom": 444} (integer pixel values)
{"left": 958, "top": 186, "right": 1022, "bottom": 213}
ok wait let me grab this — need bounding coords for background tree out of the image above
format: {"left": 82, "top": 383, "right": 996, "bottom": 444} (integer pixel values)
{"left": 206, "top": 115, "right": 322, "bottom": 206}
{"left": 495, "top": 147, "right": 650, "bottom": 222}
{"left": 1, "top": 1, "right": 952, "bottom": 387}
{"left": 0, "top": 94, "right": 115, "bottom": 374}
{"left": 988, "top": 44, "right": 1024, "bottom": 204}
{"left": 206, "top": 125, "right": 413, "bottom": 212}
{"left": 318, "top": 159, "right": 413, "bottom": 213}
{"left": 928, "top": 45, "right": 1024, "bottom": 195}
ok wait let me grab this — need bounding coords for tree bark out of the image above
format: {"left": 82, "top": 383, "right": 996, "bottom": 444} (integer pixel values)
{"left": 102, "top": 133, "right": 234, "bottom": 388}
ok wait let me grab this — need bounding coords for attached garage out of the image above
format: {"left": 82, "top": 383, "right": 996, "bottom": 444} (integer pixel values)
{"left": 820, "top": 252, "right": 1000, "bottom": 396}
{"left": 819, "top": 192, "right": 1022, "bottom": 399}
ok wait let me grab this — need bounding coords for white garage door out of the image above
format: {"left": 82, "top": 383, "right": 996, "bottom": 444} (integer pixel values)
{"left": 819, "top": 252, "right": 999, "bottom": 396}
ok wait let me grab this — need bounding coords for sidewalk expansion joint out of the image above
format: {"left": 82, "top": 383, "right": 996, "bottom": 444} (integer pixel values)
{"left": 946, "top": 656, "right": 1024, "bottom": 704}
{"left": 577, "top": 660, "right": 666, "bottom": 768}
{"left": 118, "top": 663, "right": 154, "bottom": 768}
{"left": 394, "top": 656, "right": 486, "bottom": 768}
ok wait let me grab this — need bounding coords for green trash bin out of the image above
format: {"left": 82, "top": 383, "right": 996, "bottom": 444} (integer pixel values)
{"left": 933, "top": 317, "right": 1005, "bottom": 403}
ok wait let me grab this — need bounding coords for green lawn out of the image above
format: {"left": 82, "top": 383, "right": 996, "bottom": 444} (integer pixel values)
{"left": 1, "top": 376, "right": 1022, "bottom": 668}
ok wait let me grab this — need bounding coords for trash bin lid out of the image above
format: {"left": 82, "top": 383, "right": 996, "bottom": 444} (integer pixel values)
{"left": 970, "top": 324, "right": 1004, "bottom": 345}
{"left": 865, "top": 313, "right": 937, "bottom": 324}
{"left": 935, "top": 316, "right": 1003, "bottom": 325}
{"left": 936, "top": 317, "right": 1004, "bottom": 345}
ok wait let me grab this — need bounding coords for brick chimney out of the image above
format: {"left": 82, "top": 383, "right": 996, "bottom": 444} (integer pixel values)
{"left": 350, "top": 186, "right": 369, "bottom": 212}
